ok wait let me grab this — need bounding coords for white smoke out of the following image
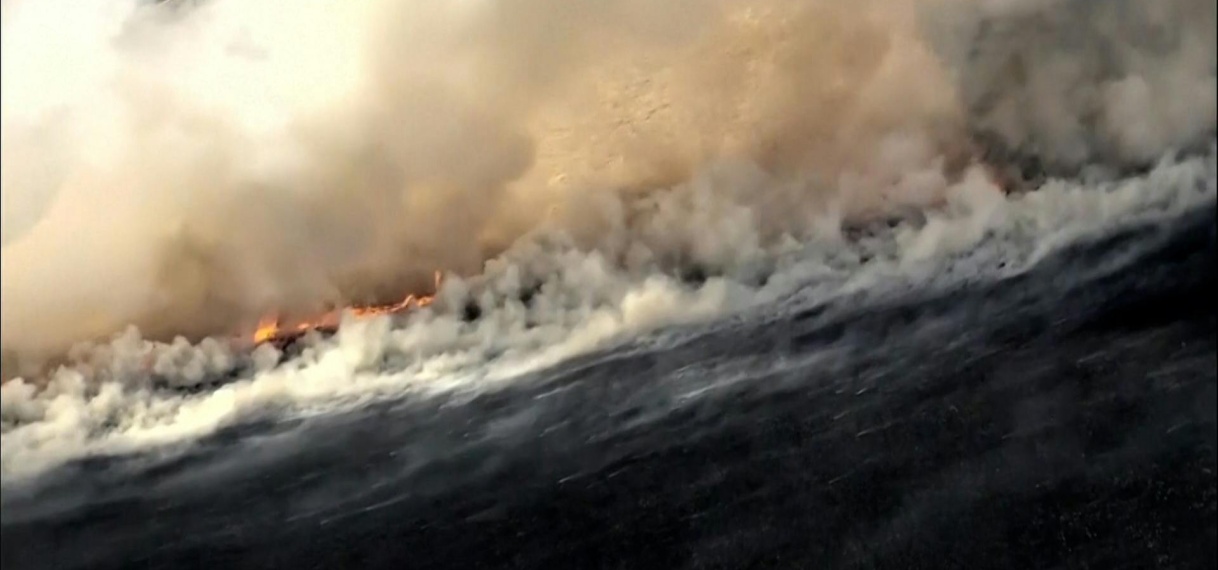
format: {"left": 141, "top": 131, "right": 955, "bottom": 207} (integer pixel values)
{"left": 1, "top": 0, "right": 1215, "bottom": 480}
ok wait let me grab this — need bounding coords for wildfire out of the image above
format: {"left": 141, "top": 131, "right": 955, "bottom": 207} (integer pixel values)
{"left": 251, "top": 271, "right": 443, "bottom": 345}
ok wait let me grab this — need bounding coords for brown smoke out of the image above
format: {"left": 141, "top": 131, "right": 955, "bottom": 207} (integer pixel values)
{"left": 2, "top": 0, "right": 1214, "bottom": 373}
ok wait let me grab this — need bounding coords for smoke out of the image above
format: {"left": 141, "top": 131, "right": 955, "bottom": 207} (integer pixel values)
{"left": 0, "top": 0, "right": 691, "bottom": 357}
{"left": 1, "top": 0, "right": 1215, "bottom": 373}
{"left": 934, "top": 0, "right": 1217, "bottom": 176}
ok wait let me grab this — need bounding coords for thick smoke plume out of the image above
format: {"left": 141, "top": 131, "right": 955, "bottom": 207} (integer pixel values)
{"left": 937, "top": 0, "right": 1216, "bottom": 179}
{"left": 2, "top": 0, "right": 1214, "bottom": 376}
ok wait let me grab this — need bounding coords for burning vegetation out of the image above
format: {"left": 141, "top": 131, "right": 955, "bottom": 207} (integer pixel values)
{"left": 250, "top": 271, "right": 443, "bottom": 347}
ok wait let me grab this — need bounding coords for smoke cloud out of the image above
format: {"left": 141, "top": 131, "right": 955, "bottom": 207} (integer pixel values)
{"left": 936, "top": 0, "right": 1217, "bottom": 176}
{"left": 2, "top": 0, "right": 1214, "bottom": 374}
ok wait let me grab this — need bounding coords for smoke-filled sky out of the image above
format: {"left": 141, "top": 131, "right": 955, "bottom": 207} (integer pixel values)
{"left": 2, "top": 0, "right": 1214, "bottom": 364}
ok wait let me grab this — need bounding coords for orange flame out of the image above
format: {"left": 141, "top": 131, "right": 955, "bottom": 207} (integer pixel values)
{"left": 251, "top": 271, "right": 442, "bottom": 345}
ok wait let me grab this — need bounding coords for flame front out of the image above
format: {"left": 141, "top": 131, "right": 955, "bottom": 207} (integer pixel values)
{"left": 252, "top": 315, "right": 282, "bottom": 345}
{"left": 250, "top": 271, "right": 442, "bottom": 345}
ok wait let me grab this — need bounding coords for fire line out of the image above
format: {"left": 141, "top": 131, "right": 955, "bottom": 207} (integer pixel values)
{"left": 251, "top": 271, "right": 442, "bottom": 345}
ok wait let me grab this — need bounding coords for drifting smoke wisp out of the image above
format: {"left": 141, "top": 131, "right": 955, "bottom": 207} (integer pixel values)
{"left": 0, "top": 0, "right": 1215, "bottom": 477}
